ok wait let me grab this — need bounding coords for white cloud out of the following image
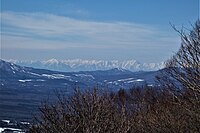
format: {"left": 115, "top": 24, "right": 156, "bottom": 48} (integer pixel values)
{"left": 1, "top": 11, "right": 179, "bottom": 50}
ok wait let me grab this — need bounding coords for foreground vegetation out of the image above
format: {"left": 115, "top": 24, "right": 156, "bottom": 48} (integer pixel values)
{"left": 30, "top": 21, "right": 200, "bottom": 132}
{"left": 30, "top": 86, "right": 199, "bottom": 133}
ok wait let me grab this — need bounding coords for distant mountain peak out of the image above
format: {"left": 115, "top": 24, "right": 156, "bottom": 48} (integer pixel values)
{"left": 44, "top": 58, "right": 59, "bottom": 64}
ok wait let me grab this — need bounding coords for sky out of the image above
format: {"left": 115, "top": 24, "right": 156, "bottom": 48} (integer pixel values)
{"left": 0, "top": 0, "right": 199, "bottom": 63}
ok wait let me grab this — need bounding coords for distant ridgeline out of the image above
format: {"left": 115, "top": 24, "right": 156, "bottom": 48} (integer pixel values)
{"left": 6, "top": 59, "right": 165, "bottom": 72}
{"left": 0, "top": 59, "right": 162, "bottom": 121}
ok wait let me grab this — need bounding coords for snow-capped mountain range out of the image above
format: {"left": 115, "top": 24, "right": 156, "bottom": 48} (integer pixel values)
{"left": 0, "top": 59, "right": 158, "bottom": 91}
{"left": 0, "top": 59, "right": 162, "bottom": 121}
{"left": 1, "top": 59, "right": 181, "bottom": 123}
{"left": 6, "top": 59, "right": 165, "bottom": 72}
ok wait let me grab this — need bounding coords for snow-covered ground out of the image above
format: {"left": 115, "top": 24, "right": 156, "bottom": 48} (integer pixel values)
{"left": 0, "top": 119, "right": 30, "bottom": 133}
{"left": 0, "top": 127, "right": 24, "bottom": 133}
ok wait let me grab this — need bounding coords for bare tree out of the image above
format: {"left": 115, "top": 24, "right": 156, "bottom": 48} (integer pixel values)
{"left": 30, "top": 89, "right": 132, "bottom": 133}
{"left": 155, "top": 20, "right": 200, "bottom": 132}
{"left": 157, "top": 20, "right": 200, "bottom": 98}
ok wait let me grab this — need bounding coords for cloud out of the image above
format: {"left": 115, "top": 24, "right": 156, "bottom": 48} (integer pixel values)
{"left": 1, "top": 11, "right": 179, "bottom": 50}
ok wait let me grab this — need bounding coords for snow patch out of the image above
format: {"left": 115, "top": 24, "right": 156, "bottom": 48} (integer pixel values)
{"left": 42, "top": 74, "right": 70, "bottom": 79}
{"left": 147, "top": 84, "right": 153, "bottom": 87}
{"left": 18, "top": 79, "right": 32, "bottom": 82}
{"left": 27, "top": 72, "right": 41, "bottom": 76}
{"left": 0, "top": 127, "right": 23, "bottom": 132}
{"left": 20, "top": 122, "right": 30, "bottom": 125}
{"left": 126, "top": 79, "right": 144, "bottom": 83}
{"left": 117, "top": 78, "right": 134, "bottom": 82}
{"left": 135, "top": 79, "right": 144, "bottom": 82}
{"left": 2, "top": 120, "right": 10, "bottom": 123}
{"left": 10, "top": 66, "right": 14, "bottom": 70}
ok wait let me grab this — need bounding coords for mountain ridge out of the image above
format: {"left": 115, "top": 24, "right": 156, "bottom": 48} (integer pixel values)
{"left": 0, "top": 59, "right": 161, "bottom": 121}
{"left": 5, "top": 58, "right": 165, "bottom": 72}
{"left": 0, "top": 59, "right": 159, "bottom": 91}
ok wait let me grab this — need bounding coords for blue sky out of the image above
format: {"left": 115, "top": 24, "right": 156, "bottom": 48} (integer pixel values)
{"left": 1, "top": 0, "right": 199, "bottom": 63}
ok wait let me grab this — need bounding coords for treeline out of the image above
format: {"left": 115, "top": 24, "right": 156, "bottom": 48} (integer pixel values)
{"left": 30, "top": 21, "right": 200, "bottom": 132}
{"left": 30, "top": 86, "right": 199, "bottom": 133}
